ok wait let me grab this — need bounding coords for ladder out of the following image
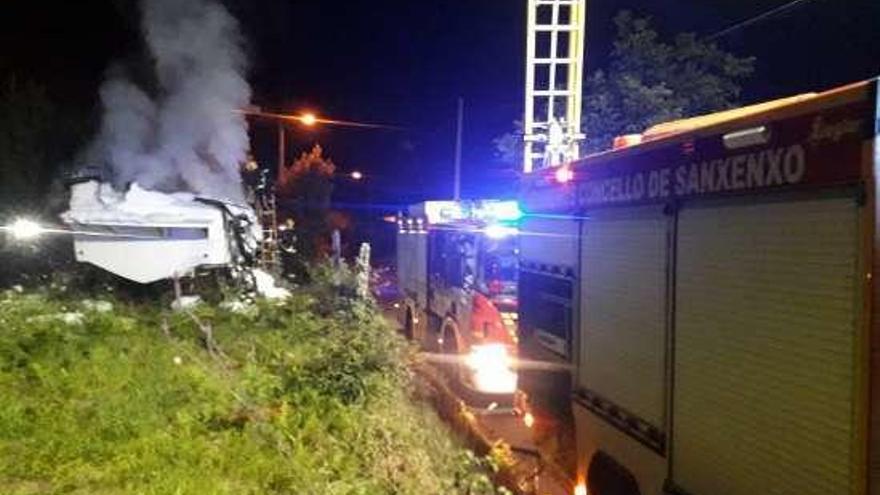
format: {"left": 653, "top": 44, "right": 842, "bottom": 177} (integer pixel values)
{"left": 255, "top": 171, "right": 281, "bottom": 271}
{"left": 523, "top": 0, "right": 587, "bottom": 173}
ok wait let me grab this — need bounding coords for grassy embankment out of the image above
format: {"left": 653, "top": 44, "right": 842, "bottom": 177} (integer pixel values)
{"left": 0, "top": 273, "right": 509, "bottom": 495}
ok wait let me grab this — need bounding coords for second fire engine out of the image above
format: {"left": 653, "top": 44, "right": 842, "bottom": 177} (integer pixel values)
{"left": 396, "top": 200, "right": 522, "bottom": 403}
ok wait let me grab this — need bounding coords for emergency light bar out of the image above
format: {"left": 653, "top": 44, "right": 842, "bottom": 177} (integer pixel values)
{"left": 420, "top": 200, "right": 522, "bottom": 225}
{"left": 479, "top": 201, "right": 523, "bottom": 222}
{"left": 422, "top": 201, "right": 464, "bottom": 224}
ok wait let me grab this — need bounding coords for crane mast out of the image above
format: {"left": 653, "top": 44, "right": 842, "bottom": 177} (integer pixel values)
{"left": 523, "top": 0, "right": 587, "bottom": 173}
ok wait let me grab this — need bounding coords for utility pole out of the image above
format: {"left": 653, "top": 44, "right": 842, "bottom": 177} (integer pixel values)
{"left": 277, "top": 122, "right": 286, "bottom": 171}
{"left": 453, "top": 97, "right": 464, "bottom": 200}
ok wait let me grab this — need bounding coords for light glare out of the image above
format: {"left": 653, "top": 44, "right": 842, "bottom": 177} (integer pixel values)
{"left": 555, "top": 166, "right": 574, "bottom": 184}
{"left": 9, "top": 219, "right": 43, "bottom": 240}
{"left": 485, "top": 224, "right": 519, "bottom": 240}
{"left": 300, "top": 113, "right": 318, "bottom": 126}
{"left": 483, "top": 201, "right": 523, "bottom": 222}
{"left": 466, "top": 344, "right": 518, "bottom": 394}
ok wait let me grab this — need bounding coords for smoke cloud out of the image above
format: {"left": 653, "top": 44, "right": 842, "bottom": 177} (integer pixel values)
{"left": 86, "top": 0, "right": 251, "bottom": 202}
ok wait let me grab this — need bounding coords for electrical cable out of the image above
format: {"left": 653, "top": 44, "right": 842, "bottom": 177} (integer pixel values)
{"left": 706, "top": 0, "right": 820, "bottom": 41}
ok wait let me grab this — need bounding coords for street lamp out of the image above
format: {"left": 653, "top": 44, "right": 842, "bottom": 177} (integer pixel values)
{"left": 350, "top": 170, "right": 364, "bottom": 181}
{"left": 5, "top": 218, "right": 44, "bottom": 241}
{"left": 298, "top": 113, "right": 318, "bottom": 127}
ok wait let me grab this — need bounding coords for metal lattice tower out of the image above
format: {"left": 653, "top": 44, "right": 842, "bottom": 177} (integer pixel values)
{"left": 523, "top": 0, "right": 587, "bottom": 173}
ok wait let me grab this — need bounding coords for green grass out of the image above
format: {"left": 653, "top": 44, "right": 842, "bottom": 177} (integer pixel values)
{"left": 0, "top": 283, "right": 507, "bottom": 495}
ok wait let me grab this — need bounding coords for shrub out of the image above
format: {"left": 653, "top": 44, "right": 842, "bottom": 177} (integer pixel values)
{"left": 0, "top": 284, "right": 508, "bottom": 494}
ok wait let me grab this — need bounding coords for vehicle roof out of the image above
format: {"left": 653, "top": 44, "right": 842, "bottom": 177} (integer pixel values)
{"left": 571, "top": 77, "right": 877, "bottom": 168}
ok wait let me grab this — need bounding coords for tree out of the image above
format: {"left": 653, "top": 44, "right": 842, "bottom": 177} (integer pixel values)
{"left": 0, "top": 76, "right": 94, "bottom": 286}
{"left": 0, "top": 78, "right": 67, "bottom": 213}
{"left": 496, "top": 11, "right": 755, "bottom": 161}
{"left": 276, "top": 144, "right": 336, "bottom": 260}
{"left": 583, "top": 11, "right": 755, "bottom": 152}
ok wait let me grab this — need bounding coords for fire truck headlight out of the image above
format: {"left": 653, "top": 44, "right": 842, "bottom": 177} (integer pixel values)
{"left": 466, "top": 344, "right": 518, "bottom": 394}
{"left": 485, "top": 224, "right": 518, "bottom": 240}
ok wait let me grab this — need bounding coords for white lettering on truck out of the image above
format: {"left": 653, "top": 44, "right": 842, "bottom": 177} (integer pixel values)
{"left": 580, "top": 144, "right": 807, "bottom": 206}
{"left": 675, "top": 145, "right": 805, "bottom": 196}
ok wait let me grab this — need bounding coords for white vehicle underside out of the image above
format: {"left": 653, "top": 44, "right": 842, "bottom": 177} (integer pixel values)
{"left": 62, "top": 180, "right": 261, "bottom": 284}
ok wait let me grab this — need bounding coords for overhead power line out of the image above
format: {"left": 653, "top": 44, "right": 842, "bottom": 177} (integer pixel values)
{"left": 706, "top": 0, "right": 820, "bottom": 41}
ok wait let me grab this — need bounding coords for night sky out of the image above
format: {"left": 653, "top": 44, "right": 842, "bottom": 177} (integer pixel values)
{"left": 2, "top": 0, "right": 878, "bottom": 204}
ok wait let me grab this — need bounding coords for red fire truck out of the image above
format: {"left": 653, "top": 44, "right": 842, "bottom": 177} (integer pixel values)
{"left": 396, "top": 200, "right": 521, "bottom": 403}
{"left": 518, "top": 78, "right": 880, "bottom": 495}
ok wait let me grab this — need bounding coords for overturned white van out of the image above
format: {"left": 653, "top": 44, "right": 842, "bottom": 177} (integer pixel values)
{"left": 61, "top": 180, "right": 260, "bottom": 284}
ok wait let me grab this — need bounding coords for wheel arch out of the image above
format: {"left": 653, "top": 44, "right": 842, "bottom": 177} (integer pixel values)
{"left": 586, "top": 449, "right": 642, "bottom": 495}
{"left": 400, "top": 297, "right": 426, "bottom": 343}
{"left": 440, "top": 314, "right": 465, "bottom": 354}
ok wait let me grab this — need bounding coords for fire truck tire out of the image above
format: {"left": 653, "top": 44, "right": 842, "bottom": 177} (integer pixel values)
{"left": 402, "top": 308, "right": 413, "bottom": 340}
{"left": 587, "top": 450, "right": 641, "bottom": 495}
{"left": 439, "top": 318, "right": 464, "bottom": 381}
{"left": 399, "top": 301, "right": 425, "bottom": 345}
{"left": 440, "top": 318, "right": 461, "bottom": 355}
{"left": 396, "top": 300, "right": 408, "bottom": 327}
{"left": 404, "top": 308, "right": 416, "bottom": 341}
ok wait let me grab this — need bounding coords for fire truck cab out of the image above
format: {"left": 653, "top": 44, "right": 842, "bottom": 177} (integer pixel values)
{"left": 397, "top": 200, "right": 521, "bottom": 399}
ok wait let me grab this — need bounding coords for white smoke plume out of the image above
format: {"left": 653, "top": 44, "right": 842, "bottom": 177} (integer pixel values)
{"left": 86, "top": 0, "right": 251, "bottom": 202}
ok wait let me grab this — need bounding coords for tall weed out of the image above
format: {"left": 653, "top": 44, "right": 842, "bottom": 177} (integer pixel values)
{"left": 0, "top": 283, "right": 507, "bottom": 495}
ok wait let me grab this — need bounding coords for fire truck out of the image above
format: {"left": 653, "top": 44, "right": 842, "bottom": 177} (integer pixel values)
{"left": 518, "top": 78, "right": 880, "bottom": 495}
{"left": 396, "top": 200, "right": 522, "bottom": 402}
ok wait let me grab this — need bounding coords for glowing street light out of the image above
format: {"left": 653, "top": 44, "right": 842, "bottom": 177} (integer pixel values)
{"left": 298, "top": 113, "right": 318, "bottom": 126}
{"left": 239, "top": 107, "right": 397, "bottom": 130}
{"left": 7, "top": 218, "right": 44, "bottom": 241}
{"left": 350, "top": 170, "right": 364, "bottom": 181}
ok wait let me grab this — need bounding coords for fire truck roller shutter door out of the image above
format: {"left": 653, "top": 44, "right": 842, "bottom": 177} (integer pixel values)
{"left": 413, "top": 230, "right": 428, "bottom": 308}
{"left": 396, "top": 230, "right": 409, "bottom": 299}
{"left": 671, "top": 193, "right": 862, "bottom": 495}
{"left": 578, "top": 205, "right": 669, "bottom": 431}
{"left": 519, "top": 215, "right": 580, "bottom": 357}
{"left": 520, "top": 216, "right": 580, "bottom": 268}
{"left": 396, "top": 229, "right": 428, "bottom": 309}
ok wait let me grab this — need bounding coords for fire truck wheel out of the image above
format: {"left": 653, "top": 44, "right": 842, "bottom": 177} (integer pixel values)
{"left": 439, "top": 319, "right": 461, "bottom": 375}
{"left": 587, "top": 450, "right": 641, "bottom": 495}
{"left": 440, "top": 318, "right": 461, "bottom": 355}
{"left": 404, "top": 309, "right": 415, "bottom": 341}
